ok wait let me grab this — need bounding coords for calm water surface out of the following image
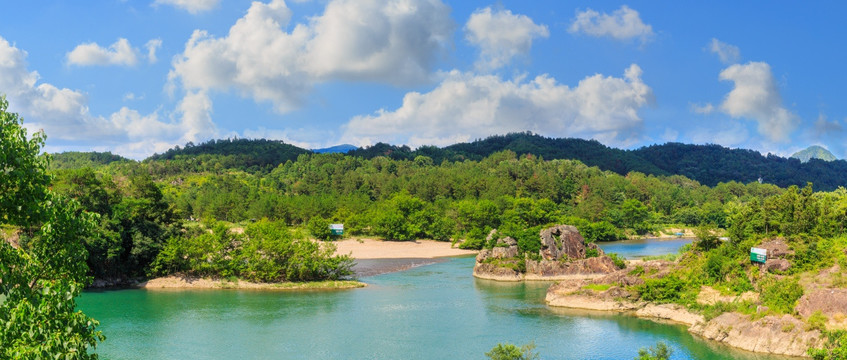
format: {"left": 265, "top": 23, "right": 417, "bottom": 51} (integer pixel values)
{"left": 598, "top": 238, "right": 695, "bottom": 259}
{"left": 79, "top": 255, "right": 787, "bottom": 359}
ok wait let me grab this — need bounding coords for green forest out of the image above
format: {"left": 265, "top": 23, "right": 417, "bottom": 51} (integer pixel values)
{"left": 7, "top": 100, "right": 847, "bottom": 357}
{"left": 48, "top": 138, "right": 790, "bottom": 283}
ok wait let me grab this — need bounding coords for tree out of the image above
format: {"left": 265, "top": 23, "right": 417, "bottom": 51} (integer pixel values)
{"left": 0, "top": 96, "right": 104, "bottom": 358}
{"left": 485, "top": 342, "right": 539, "bottom": 360}
{"left": 635, "top": 342, "right": 672, "bottom": 360}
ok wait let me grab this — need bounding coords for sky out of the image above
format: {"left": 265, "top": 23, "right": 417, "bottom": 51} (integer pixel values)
{"left": 2, "top": 1, "right": 846, "bottom": 160}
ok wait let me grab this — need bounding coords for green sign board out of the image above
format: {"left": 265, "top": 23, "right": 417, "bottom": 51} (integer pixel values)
{"left": 330, "top": 224, "right": 344, "bottom": 236}
{"left": 750, "top": 247, "right": 767, "bottom": 263}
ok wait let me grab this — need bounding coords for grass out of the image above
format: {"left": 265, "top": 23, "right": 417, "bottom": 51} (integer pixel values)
{"left": 216, "top": 279, "right": 367, "bottom": 290}
{"left": 583, "top": 283, "right": 613, "bottom": 292}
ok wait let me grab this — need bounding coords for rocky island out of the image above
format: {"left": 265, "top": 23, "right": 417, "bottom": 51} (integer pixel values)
{"left": 473, "top": 225, "right": 622, "bottom": 281}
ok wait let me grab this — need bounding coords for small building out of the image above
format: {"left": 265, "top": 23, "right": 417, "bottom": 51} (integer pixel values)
{"left": 750, "top": 247, "right": 767, "bottom": 263}
{"left": 330, "top": 224, "right": 344, "bottom": 236}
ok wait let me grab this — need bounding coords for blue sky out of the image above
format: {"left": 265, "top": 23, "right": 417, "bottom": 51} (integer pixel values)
{"left": 2, "top": 1, "right": 845, "bottom": 160}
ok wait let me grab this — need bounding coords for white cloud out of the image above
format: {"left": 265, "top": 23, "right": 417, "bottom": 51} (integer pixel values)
{"left": 719, "top": 61, "right": 798, "bottom": 142}
{"left": 303, "top": 0, "right": 453, "bottom": 84}
{"left": 67, "top": 38, "right": 140, "bottom": 67}
{"left": 0, "top": 36, "right": 217, "bottom": 159}
{"left": 341, "top": 64, "right": 653, "bottom": 147}
{"left": 154, "top": 0, "right": 219, "bottom": 14}
{"left": 464, "top": 7, "right": 549, "bottom": 71}
{"left": 690, "top": 102, "right": 714, "bottom": 114}
{"left": 569, "top": 5, "right": 653, "bottom": 43}
{"left": 168, "top": 0, "right": 453, "bottom": 113}
{"left": 709, "top": 38, "right": 740, "bottom": 64}
{"left": 145, "top": 38, "right": 162, "bottom": 63}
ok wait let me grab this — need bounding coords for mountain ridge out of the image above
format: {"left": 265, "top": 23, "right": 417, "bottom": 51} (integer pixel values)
{"left": 50, "top": 133, "right": 847, "bottom": 191}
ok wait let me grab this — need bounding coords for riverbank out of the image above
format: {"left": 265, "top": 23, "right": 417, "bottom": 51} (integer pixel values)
{"left": 545, "top": 260, "right": 824, "bottom": 358}
{"left": 332, "top": 238, "right": 477, "bottom": 259}
{"left": 137, "top": 275, "right": 366, "bottom": 290}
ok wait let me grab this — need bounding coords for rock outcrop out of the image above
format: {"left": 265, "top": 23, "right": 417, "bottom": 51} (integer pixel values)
{"left": 524, "top": 256, "right": 617, "bottom": 280}
{"left": 758, "top": 238, "right": 794, "bottom": 273}
{"left": 689, "top": 313, "right": 823, "bottom": 357}
{"left": 473, "top": 225, "right": 618, "bottom": 281}
{"left": 796, "top": 288, "right": 847, "bottom": 318}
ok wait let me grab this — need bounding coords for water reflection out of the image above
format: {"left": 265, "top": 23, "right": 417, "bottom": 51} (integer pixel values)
{"left": 79, "top": 256, "right": 791, "bottom": 360}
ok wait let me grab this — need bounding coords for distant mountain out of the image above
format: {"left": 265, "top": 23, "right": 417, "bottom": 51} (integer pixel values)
{"left": 131, "top": 133, "right": 847, "bottom": 191}
{"left": 791, "top": 145, "right": 837, "bottom": 163}
{"left": 349, "top": 132, "right": 847, "bottom": 191}
{"left": 312, "top": 144, "right": 357, "bottom": 154}
{"left": 148, "top": 138, "right": 311, "bottom": 171}
{"left": 49, "top": 151, "right": 132, "bottom": 170}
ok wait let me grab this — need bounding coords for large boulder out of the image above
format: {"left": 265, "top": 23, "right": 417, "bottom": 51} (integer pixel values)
{"left": 525, "top": 256, "right": 618, "bottom": 280}
{"left": 796, "top": 288, "right": 847, "bottom": 318}
{"left": 759, "top": 238, "right": 793, "bottom": 258}
{"left": 539, "top": 225, "right": 586, "bottom": 261}
{"left": 764, "top": 258, "right": 791, "bottom": 273}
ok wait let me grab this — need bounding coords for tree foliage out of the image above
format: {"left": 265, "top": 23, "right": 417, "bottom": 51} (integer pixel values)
{"left": 0, "top": 96, "right": 104, "bottom": 358}
{"left": 485, "top": 342, "right": 539, "bottom": 360}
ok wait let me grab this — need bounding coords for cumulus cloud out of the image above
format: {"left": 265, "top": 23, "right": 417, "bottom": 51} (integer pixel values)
{"left": 168, "top": 0, "right": 453, "bottom": 112}
{"left": 464, "top": 7, "right": 549, "bottom": 71}
{"left": 341, "top": 64, "right": 653, "bottom": 147}
{"left": 67, "top": 38, "right": 140, "bottom": 67}
{"left": 145, "top": 38, "right": 162, "bottom": 63}
{"left": 719, "top": 61, "right": 798, "bottom": 142}
{"left": 154, "top": 0, "right": 219, "bottom": 14}
{"left": 0, "top": 36, "right": 216, "bottom": 159}
{"left": 303, "top": 0, "right": 453, "bottom": 84}
{"left": 569, "top": 5, "right": 653, "bottom": 43}
{"left": 709, "top": 38, "right": 740, "bottom": 64}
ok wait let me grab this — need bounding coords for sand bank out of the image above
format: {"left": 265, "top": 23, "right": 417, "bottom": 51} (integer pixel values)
{"left": 332, "top": 238, "right": 477, "bottom": 259}
{"left": 138, "top": 275, "right": 365, "bottom": 290}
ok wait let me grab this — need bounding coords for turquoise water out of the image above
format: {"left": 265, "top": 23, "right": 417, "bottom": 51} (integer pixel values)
{"left": 79, "top": 256, "right": 787, "bottom": 359}
{"left": 598, "top": 238, "right": 695, "bottom": 259}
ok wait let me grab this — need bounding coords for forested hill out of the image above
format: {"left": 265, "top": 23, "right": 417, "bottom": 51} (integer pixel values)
{"left": 146, "top": 138, "right": 311, "bottom": 172}
{"left": 348, "top": 133, "right": 847, "bottom": 191}
{"left": 346, "top": 133, "right": 668, "bottom": 176}
{"left": 631, "top": 143, "right": 847, "bottom": 190}
{"left": 49, "top": 151, "right": 131, "bottom": 170}
{"left": 55, "top": 133, "right": 847, "bottom": 190}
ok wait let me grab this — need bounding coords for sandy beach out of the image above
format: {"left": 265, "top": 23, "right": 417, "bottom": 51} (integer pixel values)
{"left": 332, "top": 238, "right": 478, "bottom": 259}
{"left": 138, "top": 275, "right": 365, "bottom": 290}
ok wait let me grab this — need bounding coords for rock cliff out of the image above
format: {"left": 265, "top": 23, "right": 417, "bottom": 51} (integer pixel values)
{"left": 473, "top": 225, "right": 618, "bottom": 281}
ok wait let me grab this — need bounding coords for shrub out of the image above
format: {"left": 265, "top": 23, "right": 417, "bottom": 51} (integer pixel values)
{"left": 608, "top": 253, "right": 626, "bottom": 269}
{"left": 307, "top": 216, "right": 333, "bottom": 241}
{"left": 808, "top": 330, "right": 847, "bottom": 360}
{"left": 807, "top": 311, "right": 829, "bottom": 332}
{"left": 485, "top": 342, "right": 539, "bottom": 360}
{"left": 638, "top": 275, "right": 688, "bottom": 303}
{"left": 760, "top": 276, "right": 804, "bottom": 314}
{"left": 635, "top": 341, "right": 672, "bottom": 360}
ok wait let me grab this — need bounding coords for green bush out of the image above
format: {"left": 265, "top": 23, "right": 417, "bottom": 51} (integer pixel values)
{"left": 807, "top": 311, "right": 829, "bottom": 332}
{"left": 485, "top": 342, "right": 539, "bottom": 360}
{"left": 307, "top": 216, "right": 333, "bottom": 241}
{"left": 760, "top": 276, "right": 804, "bottom": 314}
{"left": 809, "top": 330, "right": 847, "bottom": 359}
{"left": 635, "top": 341, "right": 672, "bottom": 360}
{"left": 608, "top": 253, "right": 627, "bottom": 269}
{"left": 638, "top": 275, "right": 688, "bottom": 303}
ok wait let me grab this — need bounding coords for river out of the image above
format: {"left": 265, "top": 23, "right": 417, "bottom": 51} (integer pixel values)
{"left": 79, "top": 253, "right": 789, "bottom": 359}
